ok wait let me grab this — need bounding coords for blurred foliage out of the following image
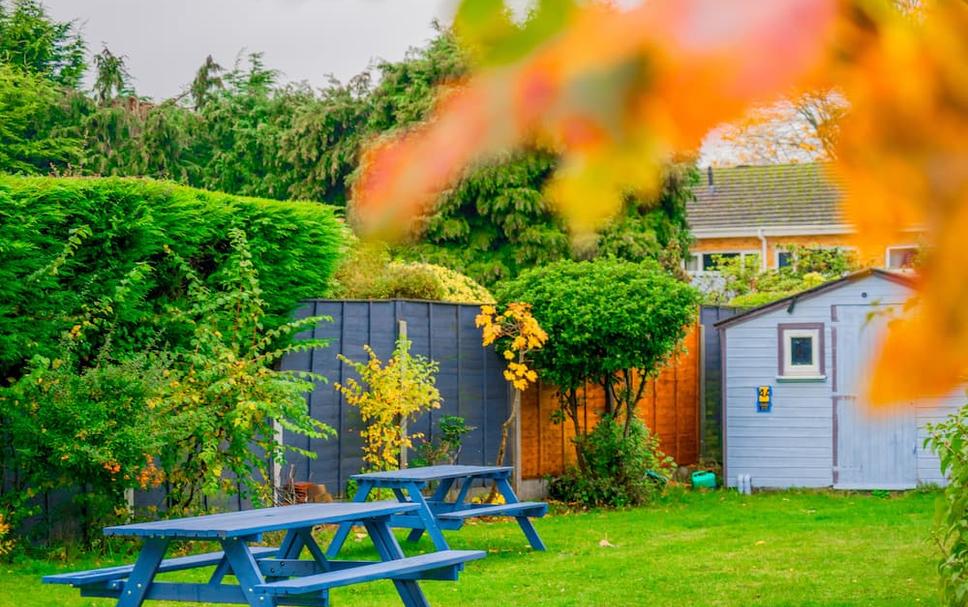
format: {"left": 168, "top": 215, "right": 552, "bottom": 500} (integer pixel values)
{"left": 0, "top": 175, "right": 345, "bottom": 383}
{"left": 348, "top": 0, "right": 968, "bottom": 406}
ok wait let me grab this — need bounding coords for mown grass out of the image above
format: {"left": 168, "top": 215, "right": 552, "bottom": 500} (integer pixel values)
{"left": 1, "top": 489, "right": 941, "bottom": 607}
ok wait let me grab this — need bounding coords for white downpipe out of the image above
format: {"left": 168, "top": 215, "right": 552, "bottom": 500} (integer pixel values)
{"left": 757, "top": 228, "right": 768, "bottom": 270}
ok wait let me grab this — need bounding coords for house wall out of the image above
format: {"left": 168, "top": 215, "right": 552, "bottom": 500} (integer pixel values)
{"left": 722, "top": 274, "right": 960, "bottom": 489}
{"left": 692, "top": 234, "right": 897, "bottom": 269}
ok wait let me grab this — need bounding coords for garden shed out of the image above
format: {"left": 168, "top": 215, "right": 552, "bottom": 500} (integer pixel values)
{"left": 717, "top": 269, "right": 963, "bottom": 490}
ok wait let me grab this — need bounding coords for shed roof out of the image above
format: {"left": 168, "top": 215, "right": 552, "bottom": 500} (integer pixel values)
{"left": 688, "top": 163, "right": 845, "bottom": 234}
{"left": 714, "top": 269, "right": 915, "bottom": 329}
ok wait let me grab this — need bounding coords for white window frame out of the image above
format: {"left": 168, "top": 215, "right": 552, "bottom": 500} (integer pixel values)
{"left": 777, "top": 324, "right": 825, "bottom": 380}
{"left": 885, "top": 245, "right": 918, "bottom": 270}
{"left": 686, "top": 250, "right": 761, "bottom": 275}
{"left": 776, "top": 249, "right": 794, "bottom": 269}
{"left": 773, "top": 245, "right": 857, "bottom": 270}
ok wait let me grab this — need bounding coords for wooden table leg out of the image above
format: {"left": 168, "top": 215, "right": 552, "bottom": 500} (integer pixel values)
{"left": 496, "top": 477, "right": 547, "bottom": 551}
{"left": 325, "top": 480, "right": 372, "bottom": 558}
{"left": 364, "top": 520, "right": 430, "bottom": 607}
{"left": 116, "top": 538, "right": 168, "bottom": 607}
{"left": 221, "top": 539, "right": 276, "bottom": 607}
{"left": 406, "top": 478, "right": 454, "bottom": 544}
{"left": 402, "top": 482, "right": 449, "bottom": 551}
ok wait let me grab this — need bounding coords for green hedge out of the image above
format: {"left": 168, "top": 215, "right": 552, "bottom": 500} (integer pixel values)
{"left": 0, "top": 176, "right": 346, "bottom": 379}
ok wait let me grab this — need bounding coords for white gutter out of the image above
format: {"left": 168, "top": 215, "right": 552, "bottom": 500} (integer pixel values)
{"left": 691, "top": 223, "right": 926, "bottom": 239}
{"left": 692, "top": 224, "right": 855, "bottom": 239}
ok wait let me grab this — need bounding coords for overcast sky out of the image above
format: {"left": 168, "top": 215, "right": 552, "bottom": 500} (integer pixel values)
{"left": 42, "top": 0, "right": 472, "bottom": 100}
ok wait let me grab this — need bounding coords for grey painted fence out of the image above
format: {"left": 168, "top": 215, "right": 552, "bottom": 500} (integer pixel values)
{"left": 699, "top": 305, "right": 746, "bottom": 463}
{"left": 280, "top": 300, "right": 510, "bottom": 497}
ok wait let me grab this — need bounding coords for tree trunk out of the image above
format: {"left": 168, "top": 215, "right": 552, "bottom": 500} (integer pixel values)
{"left": 488, "top": 387, "right": 521, "bottom": 502}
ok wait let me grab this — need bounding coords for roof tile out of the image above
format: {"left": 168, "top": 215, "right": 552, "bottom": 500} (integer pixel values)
{"left": 688, "top": 163, "right": 844, "bottom": 232}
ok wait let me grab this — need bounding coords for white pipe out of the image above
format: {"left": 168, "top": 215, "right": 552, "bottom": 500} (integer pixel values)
{"left": 757, "top": 228, "right": 768, "bottom": 270}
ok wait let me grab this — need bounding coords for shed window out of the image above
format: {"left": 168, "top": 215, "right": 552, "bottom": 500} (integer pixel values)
{"left": 790, "top": 336, "right": 814, "bottom": 365}
{"left": 778, "top": 325, "right": 824, "bottom": 379}
{"left": 886, "top": 246, "right": 918, "bottom": 270}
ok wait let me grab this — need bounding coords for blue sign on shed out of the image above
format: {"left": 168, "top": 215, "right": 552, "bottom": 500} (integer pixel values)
{"left": 756, "top": 386, "right": 772, "bottom": 413}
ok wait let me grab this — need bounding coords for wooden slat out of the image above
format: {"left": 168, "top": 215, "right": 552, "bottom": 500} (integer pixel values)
{"left": 256, "top": 550, "right": 486, "bottom": 595}
{"left": 352, "top": 465, "right": 512, "bottom": 483}
{"left": 102, "top": 502, "right": 419, "bottom": 539}
{"left": 43, "top": 547, "right": 278, "bottom": 585}
{"left": 436, "top": 502, "right": 547, "bottom": 520}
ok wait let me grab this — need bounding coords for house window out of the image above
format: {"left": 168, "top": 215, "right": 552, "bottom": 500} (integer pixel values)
{"left": 687, "top": 251, "right": 760, "bottom": 273}
{"left": 778, "top": 324, "right": 825, "bottom": 379}
{"left": 777, "top": 250, "right": 794, "bottom": 268}
{"left": 886, "top": 246, "right": 918, "bottom": 270}
{"left": 684, "top": 253, "right": 701, "bottom": 272}
{"left": 702, "top": 252, "right": 739, "bottom": 271}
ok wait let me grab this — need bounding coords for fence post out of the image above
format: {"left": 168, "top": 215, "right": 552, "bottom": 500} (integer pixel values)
{"left": 398, "top": 319, "right": 408, "bottom": 469}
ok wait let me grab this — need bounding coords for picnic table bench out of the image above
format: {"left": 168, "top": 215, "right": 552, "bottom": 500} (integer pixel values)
{"left": 43, "top": 501, "right": 485, "bottom": 607}
{"left": 326, "top": 465, "right": 548, "bottom": 558}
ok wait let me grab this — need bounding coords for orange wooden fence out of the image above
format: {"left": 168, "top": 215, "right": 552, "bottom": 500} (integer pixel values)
{"left": 520, "top": 322, "right": 701, "bottom": 479}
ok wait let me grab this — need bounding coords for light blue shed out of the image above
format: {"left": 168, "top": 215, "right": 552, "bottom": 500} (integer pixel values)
{"left": 717, "top": 269, "right": 964, "bottom": 490}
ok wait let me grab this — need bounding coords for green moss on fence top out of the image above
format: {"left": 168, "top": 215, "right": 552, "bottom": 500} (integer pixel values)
{"left": 0, "top": 175, "right": 347, "bottom": 378}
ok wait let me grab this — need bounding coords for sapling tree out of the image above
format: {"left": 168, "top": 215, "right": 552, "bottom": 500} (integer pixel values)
{"left": 334, "top": 337, "right": 442, "bottom": 472}
{"left": 475, "top": 302, "right": 547, "bottom": 482}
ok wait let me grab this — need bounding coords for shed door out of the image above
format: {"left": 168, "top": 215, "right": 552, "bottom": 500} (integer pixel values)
{"left": 833, "top": 305, "right": 917, "bottom": 490}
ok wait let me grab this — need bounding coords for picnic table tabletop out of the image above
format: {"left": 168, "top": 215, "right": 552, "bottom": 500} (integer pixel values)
{"left": 103, "top": 501, "right": 419, "bottom": 539}
{"left": 47, "top": 500, "right": 481, "bottom": 607}
{"left": 328, "top": 465, "right": 547, "bottom": 558}
{"left": 352, "top": 465, "right": 514, "bottom": 483}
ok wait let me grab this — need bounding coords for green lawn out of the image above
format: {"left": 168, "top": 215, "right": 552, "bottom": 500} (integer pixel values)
{"left": 1, "top": 489, "right": 941, "bottom": 607}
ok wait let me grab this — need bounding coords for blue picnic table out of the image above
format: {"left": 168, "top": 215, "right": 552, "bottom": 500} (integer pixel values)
{"left": 326, "top": 465, "right": 548, "bottom": 559}
{"left": 43, "top": 501, "right": 485, "bottom": 607}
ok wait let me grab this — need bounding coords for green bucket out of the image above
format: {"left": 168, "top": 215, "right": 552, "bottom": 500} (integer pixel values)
{"left": 691, "top": 470, "right": 717, "bottom": 489}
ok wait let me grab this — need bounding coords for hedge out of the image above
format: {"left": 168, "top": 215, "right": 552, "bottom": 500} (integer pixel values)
{"left": 0, "top": 175, "right": 346, "bottom": 379}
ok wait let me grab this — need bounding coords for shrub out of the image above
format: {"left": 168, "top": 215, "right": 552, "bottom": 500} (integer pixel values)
{"left": 548, "top": 416, "right": 675, "bottom": 508}
{"left": 0, "top": 512, "right": 12, "bottom": 558}
{"left": 926, "top": 403, "right": 968, "bottom": 606}
{"left": 413, "top": 416, "right": 476, "bottom": 467}
{"left": 0, "top": 175, "right": 346, "bottom": 381}
{"left": 330, "top": 241, "right": 494, "bottom": 303}
{"left": 0, "top": 229, "right": 335, "bottom": 547}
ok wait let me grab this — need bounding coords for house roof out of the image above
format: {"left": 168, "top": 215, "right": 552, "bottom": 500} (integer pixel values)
{"left": 688, "top": 163, "right": 847, "bottom": 236}
{"left": 714, "top": 269, "right": 916, "bottom": 330}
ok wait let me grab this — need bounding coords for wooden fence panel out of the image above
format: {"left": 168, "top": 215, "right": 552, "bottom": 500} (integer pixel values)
{"left": 520, "top": 322, "right": 702, "bottom": 479}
